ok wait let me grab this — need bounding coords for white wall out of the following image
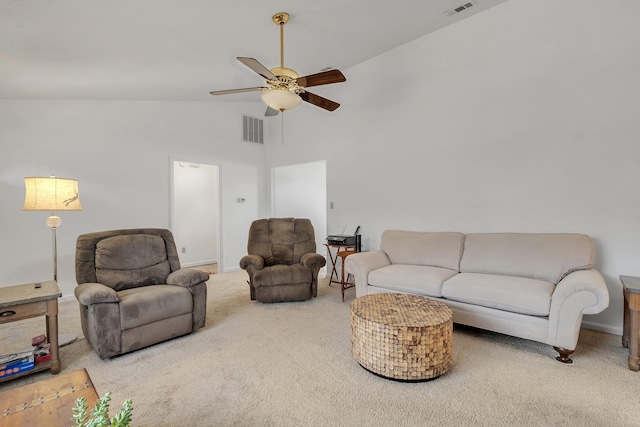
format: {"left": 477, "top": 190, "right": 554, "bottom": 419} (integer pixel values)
{"left": 2, "top": 0, "right": 637, "bottom": 335}
{"left": 265, "top": 0, "right": 640, "bottom": 334}
{"left": 172, "top": 161, "right": 218, "bottom": 267}
{"left": 221, "top": 160, "right": 262, "bottom": 272}
{"left": 0, "top": 100, "right": 269, "bottom": 297}
{"left": 272, "top": 160, "right": 327, "bottom": 253}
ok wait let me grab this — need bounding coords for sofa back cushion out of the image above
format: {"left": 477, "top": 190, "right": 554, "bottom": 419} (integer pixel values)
{"left": 381, "top": 231, "right": 464, "bottom": 271}
{"left": 95, "top": 234, "right": 171, "bottom": 291}
{"left": 459, "top": 233, "right": 595, "bottom": 284}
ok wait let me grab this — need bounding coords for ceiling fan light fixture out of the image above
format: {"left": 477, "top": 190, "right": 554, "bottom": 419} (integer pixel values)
{"left": 209, "top": 11, "right": 346, "bottom": 115}
{"left": 261, "top": 89, "right": 302, "bottom": 112}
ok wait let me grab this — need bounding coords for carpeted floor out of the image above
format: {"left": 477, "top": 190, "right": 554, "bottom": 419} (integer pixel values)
{"left": 1, "top": 268, "right": 639, "bottom": 426}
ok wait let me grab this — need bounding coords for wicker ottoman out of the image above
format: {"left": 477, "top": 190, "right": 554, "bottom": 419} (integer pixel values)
{"left": 350, "top": 293, "right": 453, "bottom": 381}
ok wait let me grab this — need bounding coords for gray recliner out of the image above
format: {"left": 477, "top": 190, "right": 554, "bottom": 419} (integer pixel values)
{"left": 240, "top": 218, "right": 326, "bottom": 303}
{"left": 74, "top": 228, "right": 209, "bottom": 359}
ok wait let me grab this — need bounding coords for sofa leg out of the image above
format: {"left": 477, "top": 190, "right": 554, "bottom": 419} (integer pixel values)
{"left": 553, "top": 347, "right": 574, "bottom": 364}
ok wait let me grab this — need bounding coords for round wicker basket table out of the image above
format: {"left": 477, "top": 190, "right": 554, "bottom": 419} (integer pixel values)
{"left": 350, "top": 293, "right": 453, "bottom": 381}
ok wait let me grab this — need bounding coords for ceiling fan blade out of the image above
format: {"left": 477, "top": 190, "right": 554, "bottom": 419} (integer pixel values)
{"left": 299, "top": 91, "right": 340, "bottom": 112}
{"left": 237, "top": 57, "right": 277, "bottom": 80}
{"left": 265, "top": 106, "right": 279, "bottom": 117}
{"left": 209, "top": 87, "right": 266, "bottom": 96}
{"left": 296, "top": 69, "right": 346, "bottom": 88}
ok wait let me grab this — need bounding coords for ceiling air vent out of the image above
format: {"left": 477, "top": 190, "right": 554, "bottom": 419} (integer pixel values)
{"left": 444, "top": 1, "right": 476, "bottom": 16}
{"left": 242, "top": 115, "right": 264, "bottom": 144}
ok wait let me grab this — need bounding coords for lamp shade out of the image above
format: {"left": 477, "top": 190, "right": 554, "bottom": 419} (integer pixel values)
{"left": 261, "top": 89, "right": 302, "bottom": 112}
{"left": 23, "top": 176, "right": 83, "bottom": 211}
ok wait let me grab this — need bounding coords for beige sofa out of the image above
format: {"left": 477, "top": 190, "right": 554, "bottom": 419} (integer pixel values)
{"left": 345, "top": 231, "right": 609, "bottom": 363}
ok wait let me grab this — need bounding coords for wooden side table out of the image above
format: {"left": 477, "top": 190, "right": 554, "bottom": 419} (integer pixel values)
{"left": 0, "top": 280, "right": 61, "bottom": 382}
{"left": 325, "top": 243, "right": 358, "bottom": 301}
{"left": 620, "top": 275, "right": 640, "bottom": 371}
{"left": 0, "top": 368, "right": 98, "bottom": 425}
{"left": 324, "top": 243, "right": 356, "bottom": 285}
{"left": 336, "top": 250, "right": 357, "bottom": 302}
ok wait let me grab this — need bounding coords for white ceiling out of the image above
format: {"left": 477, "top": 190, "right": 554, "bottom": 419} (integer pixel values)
{"left": 0, "top": 0, "right": 509, "bottom": 102}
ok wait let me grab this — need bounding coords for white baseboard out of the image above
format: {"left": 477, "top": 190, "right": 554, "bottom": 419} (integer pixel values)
{"left": 182, "top": 259, "right": 217, "bottom": 268}
{"left": 582, "top": 320, "right": 622, "bottom": 336}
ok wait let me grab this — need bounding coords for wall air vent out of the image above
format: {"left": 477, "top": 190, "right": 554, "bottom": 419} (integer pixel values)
{"left": 444, "top": 1, "right": 476, "bottom": 16}
{"left": 242, "top": 115, "right": 264, "bottom": 144}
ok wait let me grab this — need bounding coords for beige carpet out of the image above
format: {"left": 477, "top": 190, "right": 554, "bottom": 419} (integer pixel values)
{"left": 1, "top": 269, "right": 639, "bottom": 427}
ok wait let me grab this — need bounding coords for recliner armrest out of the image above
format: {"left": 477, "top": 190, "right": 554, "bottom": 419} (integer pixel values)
{"left": 240, "top": 255, "right": 265, "bottom": 271}
{"left": 75, "top": 283, "right": 119, "bottom": 305}
{"left": 166, "top": 268, "right": 210, "bottom": 288}
{"left": 301, "top": 253, "right": 327, "bottom": 270}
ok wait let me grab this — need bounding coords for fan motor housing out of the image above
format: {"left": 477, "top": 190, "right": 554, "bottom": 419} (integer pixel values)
{"left": 270, "top": 67, "right": 298, "bottom": 79}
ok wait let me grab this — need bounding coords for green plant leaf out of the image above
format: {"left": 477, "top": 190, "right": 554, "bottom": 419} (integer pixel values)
{"left": 70, "top": 391, "right": 134, "bottom": 427}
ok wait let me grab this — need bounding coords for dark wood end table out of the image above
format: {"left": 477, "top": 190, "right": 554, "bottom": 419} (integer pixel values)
{"left": 336, "top": 250, "right": 357, "bottom": 301}
{"left": 619, "top": 275, "right": 640, "bottom": 371}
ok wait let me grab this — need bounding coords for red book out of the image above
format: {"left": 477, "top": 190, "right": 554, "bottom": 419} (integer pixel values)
{"left": 35, "top": 353, "right": 51, "bottom": 363}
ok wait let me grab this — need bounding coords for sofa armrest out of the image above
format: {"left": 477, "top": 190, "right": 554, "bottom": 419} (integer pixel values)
{"left": 74, "top": 283, "right": 119, "bottom": 305}
{"left": 547, "top": 269, "right": 610, "bottom": 349}
{"left": 166, "top": 268, "right": 210, "bottom": 288}
{"left": 345, "top": 250, "right": 391, "bottom": 297}
{"left": 553, "top": 269, "right": 610, "bottom": 314}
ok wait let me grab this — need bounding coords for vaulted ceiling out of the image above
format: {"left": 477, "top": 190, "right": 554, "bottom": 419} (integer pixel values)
{"left": 1, "top": 0, "right": 509, "bottom": 102}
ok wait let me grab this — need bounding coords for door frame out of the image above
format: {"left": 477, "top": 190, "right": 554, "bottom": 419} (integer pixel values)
{"left": 169, "top": 157, "right": 223, "bottom": 271}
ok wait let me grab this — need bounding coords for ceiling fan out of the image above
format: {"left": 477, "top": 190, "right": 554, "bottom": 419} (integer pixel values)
{"left": 209, "top": 12, "right": 346, "bottom": 116}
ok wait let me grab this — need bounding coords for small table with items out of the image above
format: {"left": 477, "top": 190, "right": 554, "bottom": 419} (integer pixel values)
{"left": 325, "top": 243, "right": 358, "bottom": 301}
{"left": 0, "top": 280, "right": 61, "bottom": 382}
{"left": 350, "top": 293, "right": 453, "bottom": 381}
{"left": 619, "top": 275, "right": 640, "bottom": 371}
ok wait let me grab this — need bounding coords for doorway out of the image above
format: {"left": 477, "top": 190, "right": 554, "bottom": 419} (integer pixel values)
{"left": 272, "top": 160, "right": 327, "bottom": 253}
{"left": 170, "top": 161, "right": 220, "bottom": 269}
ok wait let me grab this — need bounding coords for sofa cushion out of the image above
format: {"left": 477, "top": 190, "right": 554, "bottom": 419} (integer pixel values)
{"left": 459, "top": 233, "right": 595, "bottom": 284}
{"left": 118, "top": 285, "right": 193, "bottom": 330}
{"left": 368, "top": 265, "right": 458, "bottom": 297}
{"left": 381, "top": 231, "right": 464, "bottom": 271}
{"left": 442, "top": 273, "right": 555, "bottom": 316}
{"left": 95, "top": 234, "right": 171, "bottom": 290}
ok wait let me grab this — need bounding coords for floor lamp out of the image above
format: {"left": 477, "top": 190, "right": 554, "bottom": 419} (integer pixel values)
{"left": 23, "top": 176, "right": 83, "bottom": 346}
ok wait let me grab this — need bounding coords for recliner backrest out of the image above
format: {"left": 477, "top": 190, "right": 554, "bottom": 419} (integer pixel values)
{"left": 76, "top": 228, "right": 181, "bottom": 290}
{"left": 95, "top": 234, "right": 172, "bottom": 290}
{"left": 247, "top": 218, "right": 316, "bottom": 266}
